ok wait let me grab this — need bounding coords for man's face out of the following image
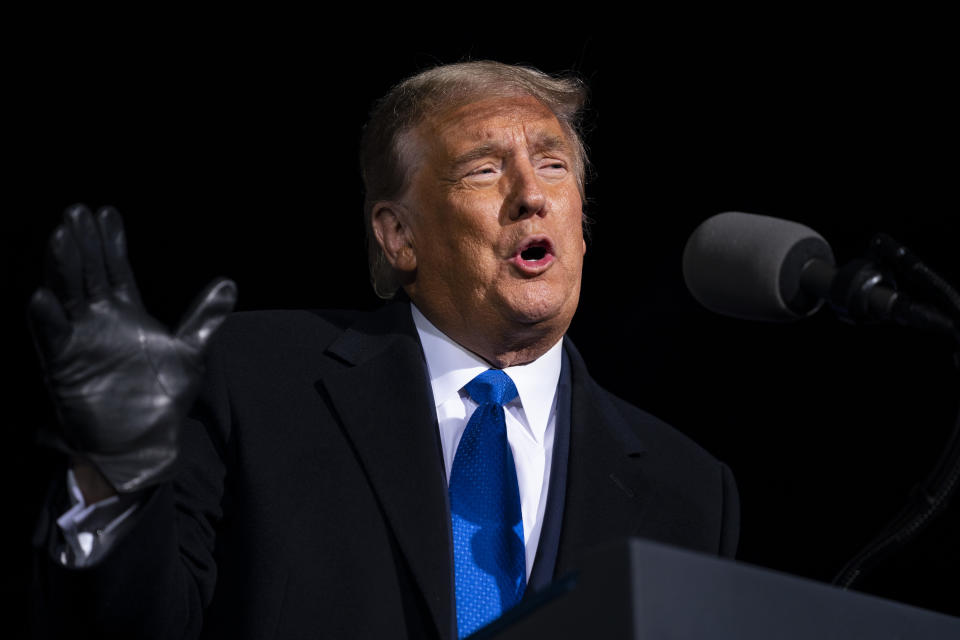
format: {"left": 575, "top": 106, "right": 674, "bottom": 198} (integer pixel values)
{"left": 397, "top": 94, "right": 586, "bottom": 357}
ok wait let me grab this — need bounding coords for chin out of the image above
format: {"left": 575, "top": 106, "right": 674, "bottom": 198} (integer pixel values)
{"left": 502, "top": 283, "right": 579, "bottom": 329}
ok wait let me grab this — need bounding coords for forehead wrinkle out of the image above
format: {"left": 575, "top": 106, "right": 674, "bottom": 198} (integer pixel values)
{"left": 434, "top": 95, "right": 545, "bottom": 132}
{"left": 449, "top": 133, "right": 571, "bottom": 175}
{"left": 448, "top": 122, "right": 572, "bottom": 166}
{"left": 433, "top": 94, "right": 557, "bottom": 138}
{"left": 525, "top": 131, "right": 572, "bottom": 157}
{"left": 411, "top": 95, "right": 575, "bottom": 188}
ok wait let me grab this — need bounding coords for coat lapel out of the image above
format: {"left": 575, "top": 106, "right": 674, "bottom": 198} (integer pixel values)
{"left": 554, "top": 339, "right": 652, "bottom": 577}
{"left": 314, "top": 309, "right": 652, "bottom": 632}
{"left": 317, "top": 303, "right": 453, "bottom": 640}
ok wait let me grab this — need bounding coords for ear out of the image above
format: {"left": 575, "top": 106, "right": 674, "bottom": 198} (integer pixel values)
{"left": 371, "top": 202, "right": 417, "bottom": 274}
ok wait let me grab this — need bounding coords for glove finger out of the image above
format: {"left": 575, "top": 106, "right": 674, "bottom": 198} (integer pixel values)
{"left": 95, "top": 206, "right": 144, "bottom": 308}
{"left": 174, "top": 278, "right": 238, "bottom": 352}
{"left": 44, "top": 223, "right": 85, "bottom": 318}
{"left": 27, "top": 287, "right": 71, "bottom": 365}
{"left": 64, "top": 204, "right": 111, "bottom": 302}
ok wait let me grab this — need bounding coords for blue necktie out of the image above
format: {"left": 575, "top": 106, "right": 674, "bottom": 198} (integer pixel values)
{"left": 449, "top": 369, "right": 526, "bottom": 638}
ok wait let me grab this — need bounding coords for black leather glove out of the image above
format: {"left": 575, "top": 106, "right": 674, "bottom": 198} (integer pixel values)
{"left": 28, "top": 205, "right": 237, "bottom": 493}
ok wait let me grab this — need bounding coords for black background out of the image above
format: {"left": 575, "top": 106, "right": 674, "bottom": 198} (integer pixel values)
{"left": 6, "top": 16, "right": 959, "bottom": 635}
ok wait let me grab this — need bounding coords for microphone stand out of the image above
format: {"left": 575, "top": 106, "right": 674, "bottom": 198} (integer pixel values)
{"left": 832, "top": 235, "right": 960, "bottom": 590}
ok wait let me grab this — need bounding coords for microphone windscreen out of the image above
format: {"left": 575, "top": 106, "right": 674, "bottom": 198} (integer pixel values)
{"left": 683, "top": 212, "right": 835, "bottom": 321}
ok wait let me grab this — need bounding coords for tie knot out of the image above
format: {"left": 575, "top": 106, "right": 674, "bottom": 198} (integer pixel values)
{"left": 464, "top": 369, "right": 518, "bottom": 407}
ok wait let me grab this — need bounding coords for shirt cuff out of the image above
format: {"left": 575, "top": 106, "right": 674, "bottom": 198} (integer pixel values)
{"left": 56, "top": 469, "right": 142, "bottom": 567}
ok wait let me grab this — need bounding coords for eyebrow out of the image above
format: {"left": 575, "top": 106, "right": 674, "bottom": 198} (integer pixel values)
{"left": 529, "top": 133, "right": 572, "bottom": 157}
{"left": 450, "top": 143, "right": 501, "bottom": 170}
{"left": 449, "top": 134, "right": 572, "bottom": 171}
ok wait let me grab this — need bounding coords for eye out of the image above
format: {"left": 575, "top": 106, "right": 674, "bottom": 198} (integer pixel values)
{"left": 463, "top": 163, "right": 501, "bottom": 184}
{"left": 467, "top": 164, "right": 499, "bottom": 176}
{"left": 537, "top": 158, "right": 568, "bottom": 178}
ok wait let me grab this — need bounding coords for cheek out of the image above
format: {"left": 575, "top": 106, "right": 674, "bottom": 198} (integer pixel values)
{"left": 438, "top": 201, "right": 502, "bottom": 260}
{"left": 417, "top": 218, "right": 492, "bottom": 285}
{"left": 553, "top": 186, "right": 583, "bottom": 222}
{"left": 558, "top": 201, "right": 586, "bottom": 251}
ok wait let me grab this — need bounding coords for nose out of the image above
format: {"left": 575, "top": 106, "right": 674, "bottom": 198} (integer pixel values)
{"left": 505, "top": 159, "right": 546, "bottom": 221}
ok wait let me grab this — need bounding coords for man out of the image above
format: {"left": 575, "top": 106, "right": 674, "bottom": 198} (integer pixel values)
{"left": 31, "top": 61, "right": 739, "bottom": 639}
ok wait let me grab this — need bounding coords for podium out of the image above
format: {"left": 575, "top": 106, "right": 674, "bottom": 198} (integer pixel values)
{"left": 478, "top": 538, "right": 960, "bottom": 639}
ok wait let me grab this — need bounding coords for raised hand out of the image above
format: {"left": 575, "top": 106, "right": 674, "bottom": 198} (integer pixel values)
{"left": 28, "top": 205, "right": 237, "bottom": 493}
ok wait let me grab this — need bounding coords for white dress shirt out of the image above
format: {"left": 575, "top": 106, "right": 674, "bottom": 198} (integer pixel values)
{"left": 411, "top": 305, "right": 561, "bottom": 579}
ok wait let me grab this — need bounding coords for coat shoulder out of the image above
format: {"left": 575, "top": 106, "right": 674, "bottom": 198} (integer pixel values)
{"left": 215, "top": 308, "right": 365, "bottom": 351}
{"left": 561, "top": 337, "right": 740, "bottom": 559}
{"left": 603, "top": 388, "right": 725, "bottom": 470}
{"left": 214, "top": 308, "right": 361, "bottom": 346}
{"left": 201, "top": 308, "right": 369, "bottom": 384}
{"left": 564, "top": 337, "right": 725, "bottom": 471}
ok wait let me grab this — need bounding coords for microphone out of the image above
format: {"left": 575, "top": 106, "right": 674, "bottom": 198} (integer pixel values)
{"left": 682, "top": 212, "right": 956, "bottom": 336}
{"left": 682, "top": 211, "right": 834, "bottom": 321}
{"left": 684, "top": 213, "right": 960, "bottom": 594}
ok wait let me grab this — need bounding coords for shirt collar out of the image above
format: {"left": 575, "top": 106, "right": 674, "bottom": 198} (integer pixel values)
{"left": 411, "top": 304, "right": 562, "bottom": 444}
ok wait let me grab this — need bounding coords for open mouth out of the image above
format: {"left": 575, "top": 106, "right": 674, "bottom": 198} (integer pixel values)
{"left": 521, "top": 244, "right": 549, "bottom": 261}
{"left": 511, "top": 237, "right": 555, "bottom": 272}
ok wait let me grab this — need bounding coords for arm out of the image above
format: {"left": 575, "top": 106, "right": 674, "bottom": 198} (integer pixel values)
{"left": 33, "top": 339, "right": 233, "bottom": 639}
{"left": 29, "top": 204, "right": 236, "bottom": 638}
